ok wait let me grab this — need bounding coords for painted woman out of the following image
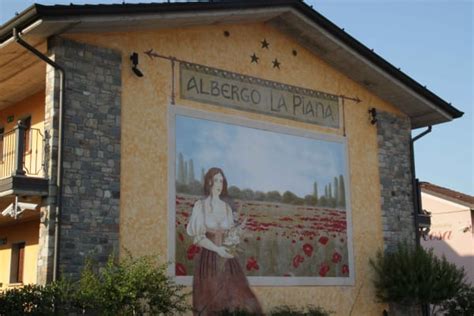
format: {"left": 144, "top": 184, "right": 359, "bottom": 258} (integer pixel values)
{"left": 186, "top": 167, "right": 262, "bottom": 315}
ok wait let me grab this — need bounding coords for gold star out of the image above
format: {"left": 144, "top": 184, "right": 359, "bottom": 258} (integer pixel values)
{"left": 250, "top": 53, "right": 259, "bottom": 64}
{"left": 272, "top": 58, "right": 281, "bottom": 69}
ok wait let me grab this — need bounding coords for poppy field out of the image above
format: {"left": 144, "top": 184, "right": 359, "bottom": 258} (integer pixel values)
{"left": 175, "top": 194, "right": 350, "bottom": 278}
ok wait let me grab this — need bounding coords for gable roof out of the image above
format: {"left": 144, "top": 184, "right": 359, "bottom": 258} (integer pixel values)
{"left": 0, "top": 0, "right": 463, "bottom": 128}
{"left": 420, "top": 182, "right": 474, "bottom": 209}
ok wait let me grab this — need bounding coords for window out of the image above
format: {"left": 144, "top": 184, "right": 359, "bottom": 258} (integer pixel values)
{"left": 10, "top": 242, "right": 25, "bottom": 284}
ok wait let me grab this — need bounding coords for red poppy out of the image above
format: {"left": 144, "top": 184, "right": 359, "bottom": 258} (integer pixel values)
{"left": 291, "top": 240, "right": 296, "bottom": 244}
{"left": 256, "top": 236, "right": 261, "bottom": 241}
{"left": 176, "top": 263, "right": 186, "bottom": 276}
{"left": 342, "top": 264, "right": 349, "bottom": 275}
{"left": 319, "top": 263, "right": 330, "bottom": 277}
{"left": 302, "top": 243, "right": 314, "bottom": 257}
{"left": 178, "top": 233, "right": 184, "bottom": 242}
{"left": 318, "top": 236, "right": 329, "bottom": 245}
{"left": 246, "top": 257, "right": 259, "bottom": 271}
{"left": 186, "top": 244, "right": 201, "bottom": 260}
{"left": 332, "top": 251, "right": 342, "bottom": 263}
{"left": 292, "top": 254, "right": 305, "bottom": 268}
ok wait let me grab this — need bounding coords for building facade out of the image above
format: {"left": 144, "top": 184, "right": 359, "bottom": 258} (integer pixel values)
{"left": 420, "top": 182, "right": 474, "bottom": 285}
{"left": 0, "top": 1, "right": 463, "bottom": 314}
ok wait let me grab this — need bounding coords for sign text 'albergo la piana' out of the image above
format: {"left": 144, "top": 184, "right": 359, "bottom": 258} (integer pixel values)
{"left": 180, "top": 63, "right": 340, "bottom": 128}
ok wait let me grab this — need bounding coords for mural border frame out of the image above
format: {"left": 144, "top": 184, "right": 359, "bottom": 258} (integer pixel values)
{"left": 168, "top": 104, "right": 355, "bottom": 286}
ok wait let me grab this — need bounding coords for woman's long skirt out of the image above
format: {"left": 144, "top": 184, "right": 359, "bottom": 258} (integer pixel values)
{"left": 192, "top": 247, "right": 262, "bottom": 316}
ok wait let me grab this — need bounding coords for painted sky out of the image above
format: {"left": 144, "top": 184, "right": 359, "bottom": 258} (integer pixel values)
{"left": 176, "top": 115, "right": 346, "bottom": 197}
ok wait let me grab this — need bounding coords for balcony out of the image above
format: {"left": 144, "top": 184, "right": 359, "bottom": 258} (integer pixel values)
{"left": 0, "top": 121, "right": 48, "bottom": 198}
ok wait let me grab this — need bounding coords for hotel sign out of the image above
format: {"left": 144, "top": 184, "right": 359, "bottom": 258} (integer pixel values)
{"left": 180, "top": 62, "right": 340, "bottom": 128}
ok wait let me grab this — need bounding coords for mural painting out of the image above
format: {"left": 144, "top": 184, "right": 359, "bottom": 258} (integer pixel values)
{"left": 170, "top": 108, "right": 353, "bottom": 313}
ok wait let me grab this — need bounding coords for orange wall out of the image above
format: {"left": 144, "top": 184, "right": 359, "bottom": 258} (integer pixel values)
{"left": 0, "top": 219, "right": 40, "bottom": 289}
{"left": 0, "top": 91, "right": 44, "bottom": 132}
{"left": 0, "top": 91, "right": 45, "bottom": 178}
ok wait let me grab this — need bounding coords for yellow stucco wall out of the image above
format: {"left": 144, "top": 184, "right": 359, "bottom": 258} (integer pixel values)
{"left": 0, "top": 91, "right": 45, "bottom": 178}
{"left": 0, "top": 219, "right": 40, "bottom": 289}
{"left": 66, "top": 22, "right": 405, "bottom": 315}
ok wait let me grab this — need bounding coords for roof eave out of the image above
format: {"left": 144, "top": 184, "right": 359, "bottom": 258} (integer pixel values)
{"left": 0, "top": 1, "right": 464, "bottom": 127}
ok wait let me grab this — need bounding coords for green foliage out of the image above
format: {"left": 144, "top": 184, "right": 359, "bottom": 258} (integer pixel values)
{"left": 218, "top": 309, "right": 258, "bottom": 316}
{"left": 337, "top": 175, "right": 345, "bottom": 207}
{"left": 176, "top": 180, "right": 203, "bottom": 196}
{"left": 0, "top": 255, "right": 188, "bottom": 316}
{"left": 265, "top": 190, "right": 282, "bottom": 203}
{"left": 178, "top": 175, "right": 348, "bottom": 209}
{"left": 0, "top": 284, "right": 49, "bottom": 315}
{"left": 75, "top": 255, "right": 188, "bottom": 315}
{"left": 217, "top": 306, "right": 332, "bottom": 316}
{"left": 270, "top": 305, "right": 332, "bottom": 316}
{"left": 370, "top": 242, "right": 466, "bottom": 306}
{"left": 0, "top": 280, "right": 73, "bottom": 316}
{"left": 304, "top": 194, "right": 318, "bottom": 205}
{"left": 282, "top": 191, "right": 304, "bottom": 205}
{"left": 438, "top": 283, "right": 474, "bottom": 315}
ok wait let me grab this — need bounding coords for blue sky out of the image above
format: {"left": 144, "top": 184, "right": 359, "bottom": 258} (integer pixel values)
{"left": 1, "top": 0, "right": 472, "bottom": 194}
{"left": 176, "top": 115, "right": 346, "bottom": 197}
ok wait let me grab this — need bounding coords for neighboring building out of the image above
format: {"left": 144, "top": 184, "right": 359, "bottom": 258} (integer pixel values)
{"left": 420, "top": 182, "right": 474, "bottom": 285}
{"left": 0, "top": 1, "right": 463, "bottom": 314}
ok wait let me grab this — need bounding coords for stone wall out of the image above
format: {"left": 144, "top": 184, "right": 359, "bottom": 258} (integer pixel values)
{"left": 45, "top": 37, "right": 122, "bottom": 280}
{"left": 376, "top": 111, "right": 416, "bottom": 252}
{"left": 377, "top": 111, "right": 424, "bottom": 316}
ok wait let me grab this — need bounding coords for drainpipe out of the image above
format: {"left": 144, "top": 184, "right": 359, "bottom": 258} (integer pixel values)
{"left": 410, "top": 125, "right": 432, "bottom": 316}
{"left": 410, "top": 125, "right": 432, "bottom": 245}
{"left": 13, "top": 28, "right": 65, "bottom": 282}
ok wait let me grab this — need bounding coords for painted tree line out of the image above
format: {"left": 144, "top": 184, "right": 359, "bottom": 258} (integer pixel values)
{"left": 176, "top": 153, "right": 346, "bottom": 209}
{"left": 176, "top": 154, "right": 207, "bottom": 197}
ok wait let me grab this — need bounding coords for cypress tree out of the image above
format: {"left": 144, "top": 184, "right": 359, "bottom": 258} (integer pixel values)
{"left": 178, "top": 153, "right": 185, "bottom": 184}
{"left": 183, "top": 161, "right": 188, "bottom": 185}
{"left": 339, "top": 174, "right": 346, "bottom": 207}
{"left": 188, "top": 159, "right": 195, "bottom": 183}
{"left": 313, "top": 181, "right": 319, "bottom": 205}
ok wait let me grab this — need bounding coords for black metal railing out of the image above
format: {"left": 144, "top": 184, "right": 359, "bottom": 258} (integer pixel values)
{"left": 0, "top": 121, "right": 45, "bottom": 179}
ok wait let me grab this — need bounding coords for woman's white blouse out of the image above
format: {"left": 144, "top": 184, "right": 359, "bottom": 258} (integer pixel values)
{"left": 186, "top": 197, "right": 233, "bottom": 244}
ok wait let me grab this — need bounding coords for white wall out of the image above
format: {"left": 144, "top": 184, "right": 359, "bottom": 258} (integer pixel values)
{"left": 421, "top": 192, "right": 474, "bottom": 285}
